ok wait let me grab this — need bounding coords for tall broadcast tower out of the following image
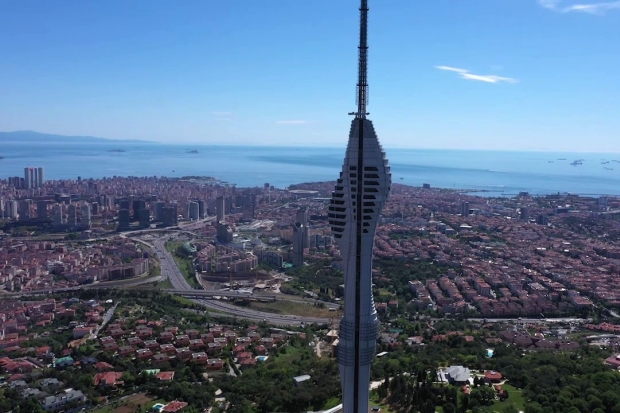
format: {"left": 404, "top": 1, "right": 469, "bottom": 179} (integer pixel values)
{"left": 329, "top": 0, "right": 391, "bottom": 412}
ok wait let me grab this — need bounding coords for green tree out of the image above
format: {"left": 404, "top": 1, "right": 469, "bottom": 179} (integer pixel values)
{"left": 471, "top": 386, "right": 495, "bottom": 406}
{"left": 444, "top": 402, "right": 456, "bottom": 413}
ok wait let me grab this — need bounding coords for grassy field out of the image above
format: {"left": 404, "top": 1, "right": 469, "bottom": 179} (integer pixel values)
{"left": 369, "top": 390, "right": 395, "bottom": 413}
{"left": 248, "top": 300, "right": 342, "bottom": 319}
{"left": 567, "top": 331, "right": 593, "bottom": 341}
{"left": 91, "top": 393, "right": 159, "bottom": 413}
{"left": 492, "top": 383, "right": 526, "bottom": 412}
{"left": 165, "top": 241, "right": 200, "bottom": 289}
{"left": 334, "top": 382, "right": 525, "bottom": 413}
{"left": 157, "top": 278, "right": 173, "bottom": 289}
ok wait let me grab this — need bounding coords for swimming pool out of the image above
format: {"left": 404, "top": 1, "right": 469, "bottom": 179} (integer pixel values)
{"left": 256, "top": 356, "right": 269, "bottom": 361}
{"left": 152, "top": 403, "right": 165, "bottom": 412}
{"left": 486, "top": 349, "right": 494, "bottom": 358}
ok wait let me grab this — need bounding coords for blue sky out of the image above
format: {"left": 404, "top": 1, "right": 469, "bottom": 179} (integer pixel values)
{"left": 1, "top": 0, "right": 619, "bottom": 151}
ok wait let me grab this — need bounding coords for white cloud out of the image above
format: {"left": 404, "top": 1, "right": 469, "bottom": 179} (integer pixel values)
{"left": 211, "top": 111, "right": 232, "bottom": 116}
{"left": 276, "top": 120, "right": 308, "bottom": 125}
{"left": 435, "top": 65, "right": 468, "bottom": 74}
{"left": 435, "top": 66, "right": 517, "bottom": 84}
{"left": 538, "top": 0, "right": 620, "bottom": 14}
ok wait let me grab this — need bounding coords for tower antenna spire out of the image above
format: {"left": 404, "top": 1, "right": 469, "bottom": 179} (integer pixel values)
{"left": 349, "top": 0, "right": 369, "bottom": 118}
{"left": 357, "top": 0, "right": 369, "bottom": 118}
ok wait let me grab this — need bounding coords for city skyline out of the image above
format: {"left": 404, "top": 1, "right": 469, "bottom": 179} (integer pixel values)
{"left": 1, "top": 0, "right": 619, "bottom": 152}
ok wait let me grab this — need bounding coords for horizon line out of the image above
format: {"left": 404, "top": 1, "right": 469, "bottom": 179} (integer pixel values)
{"left": 2, "top": 131, "right": 618, "bottom": 154}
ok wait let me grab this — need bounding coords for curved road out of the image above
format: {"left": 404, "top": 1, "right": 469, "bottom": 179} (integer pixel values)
{"left": 5, "top": 229, "right": 333, "bottom": 326}
{"left": 196, "top": 299, "right": 332, "bottom": 327}
{"left": 152, "top": 236, "right": 193, "bottom": 290}
{"left": 150, "top": 235, "right": 332, "bottom": 326}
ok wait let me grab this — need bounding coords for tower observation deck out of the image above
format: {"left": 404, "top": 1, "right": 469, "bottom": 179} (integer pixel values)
{"left": 328, "top": 1, "right": 391, "bottom": 412}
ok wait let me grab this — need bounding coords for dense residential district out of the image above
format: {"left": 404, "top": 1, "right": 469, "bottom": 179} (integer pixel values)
{"left": 2, "top": 174, "right": 620, "bottom": 413}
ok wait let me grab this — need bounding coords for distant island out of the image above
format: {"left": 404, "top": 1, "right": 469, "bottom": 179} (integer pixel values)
{"left": 187, "top": 149, "right": 199, "bottom": 154}
{"left": 108, "top": 149, "right": 126, "bottom": 153}
{"left": 0, "top": 130, "right": 153, "bottom": 144}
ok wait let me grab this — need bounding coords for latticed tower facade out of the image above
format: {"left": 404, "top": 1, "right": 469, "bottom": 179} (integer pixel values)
{"left": 328, "top": 2, "right": 391, "bottom": 411}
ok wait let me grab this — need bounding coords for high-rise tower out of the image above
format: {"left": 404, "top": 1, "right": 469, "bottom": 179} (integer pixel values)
{"left": 216, "top": 196, "right": 226, "bottom": 223}
{"left": 292, "top": 207, "right": 309, "bottom": 267}
{"left": 329, "top": 1, "right": 391, "bottom": 412}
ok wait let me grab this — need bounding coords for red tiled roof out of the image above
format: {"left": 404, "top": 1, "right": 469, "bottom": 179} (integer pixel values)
{"left": 94, "top": 371, "right": 123, "bottom": 386}
{"left": 156, "top": 371, "right": 175, "bottom": 381}
{"left": 484, "top": 371, "right": 503, "bottom": 380}
{"left": 95, "top": 362, "right": 114, "bottom": 371}
{"left": 162, "top": 401, "right": 188, "bottom": 412}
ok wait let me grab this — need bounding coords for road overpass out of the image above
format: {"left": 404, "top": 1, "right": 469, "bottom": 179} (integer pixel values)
{"left": 169, "top": 289, "right": 275, "bottom": 300}
{"left": 3, "top": 230, "right": 335, "bottom": 326}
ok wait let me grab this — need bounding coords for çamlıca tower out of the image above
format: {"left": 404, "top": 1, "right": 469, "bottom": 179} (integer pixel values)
{"left": 329, "top": 0, "right": 391, "bottom": 412}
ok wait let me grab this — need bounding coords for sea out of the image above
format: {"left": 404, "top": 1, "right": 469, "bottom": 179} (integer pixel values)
{"left": 2, "top": 141, "right": 620, "bottom": 197}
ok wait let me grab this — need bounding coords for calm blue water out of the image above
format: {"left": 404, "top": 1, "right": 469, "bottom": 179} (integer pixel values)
{"left": 1, "top": 141, "right": 620, "bottom": 196}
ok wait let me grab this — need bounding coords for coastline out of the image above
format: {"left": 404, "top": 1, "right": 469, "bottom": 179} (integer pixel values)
{"left": 1, "top": 143, "right": 620, "bottom": 196}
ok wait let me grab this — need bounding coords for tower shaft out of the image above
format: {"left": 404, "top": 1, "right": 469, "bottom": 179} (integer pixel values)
{"left": 330, "top": 1, "right": 391, "bottom": 412}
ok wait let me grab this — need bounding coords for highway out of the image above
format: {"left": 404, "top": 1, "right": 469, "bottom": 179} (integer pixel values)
{"left": 195, "top": 299, "right": 330, "bottom": 327}
{"left": 149, "top": 234, "right": 332, "bottom": 326}
{"left": 468, "top": 317, "right": 591, "bottom": 324}
{"left": 152, "top": 236, "right": 193, "bottom": 290}
{"left": 3, "top": 224, "right": 334, "bottom": 326}
{"left": 7, "top": 230, "right": 601, "bottom": 328}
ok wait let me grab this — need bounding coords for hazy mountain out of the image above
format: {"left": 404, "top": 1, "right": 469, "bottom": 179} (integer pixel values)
{"left": 0, "top": 131, "right": 153, "bottom": 144}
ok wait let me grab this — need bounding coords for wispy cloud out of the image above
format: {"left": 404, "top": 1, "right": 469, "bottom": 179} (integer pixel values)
{"left": 435, "top": 66, "right": 517, "bottom": 84}
{"left": 539, "top": 0, "right": 562, "bottom": 9}
{"left": 538, "top": 0, "right": 620, "bottom": 14}
{"left": 276, "top": 120, "right": 308, "bottom": 125}
{"left": 211, "top": 111, "right": 232, "bottom": 116}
